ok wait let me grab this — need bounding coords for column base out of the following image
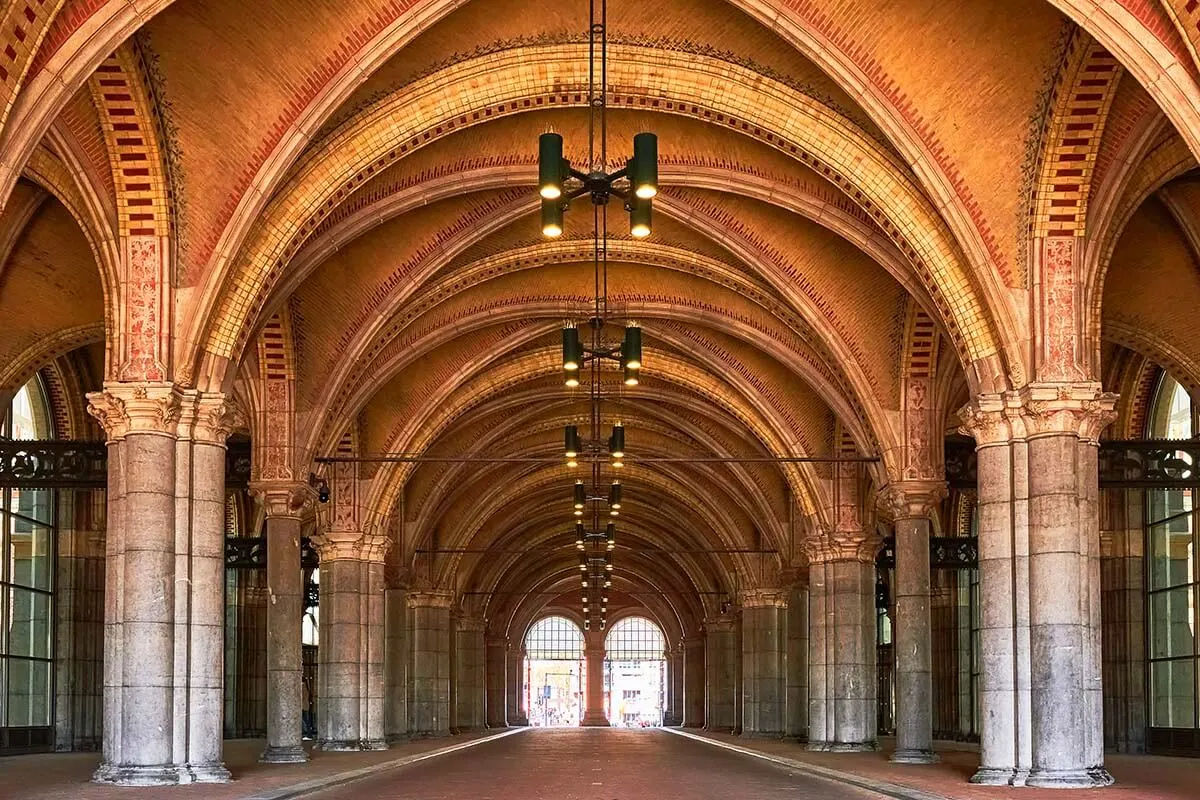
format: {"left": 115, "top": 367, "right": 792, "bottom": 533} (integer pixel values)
{"left": 740, "top": 730, "right": 784, "bottom": 740}
{"left": 1026, "top": 767, "right": 1114, "bottom": 789}
{"left": 808, "top": 740, "right": 878, "bottom": 753}
{"left": 181, "top": 764, "right": 233, "bottom": 784}
{"left": 386, "top": 733, "right": 411, "bottom": 744}
{"left": 581, "top": 712, "right": 611, "bottom": 727}
{"left": 409, "top": 730, "right": 453, "bottom": 739}
{"left": 455, "top": 725, "right": 485, "bottom": 734}
{"left": 92, "top": 764, "right": 180, "bottom": 787}
{"left": 683, "top": 721, "right": 704, "bottom": 728}
{"left": 360, "top": 738, "right": 389, "bottom": 751}
{"left": 970, "top": 766, "right": 1019, "bottom": 786}
{"left": 704, "top": 725, "right": 733, "bottom": 733}
{"left": 318, "top": 739, "right": 363, "bottom": 752}
{"left": 890, "top": 748, "right": 938, "bottom": 764}
{"left": 260, "top": 744, "right": 310, "bottom": 764}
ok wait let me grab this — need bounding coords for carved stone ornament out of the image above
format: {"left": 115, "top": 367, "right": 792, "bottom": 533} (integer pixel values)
{"left": 739, "top": 588, "right": 789, "bottom": 608}
{"left": 876, "top": 480, "right": 948, "bottom": 521}
{"left": 177, "top": 390, "right": 233, "bottom": 445}
{"left": 250, "top": 481, "right": 315, "bottom": 519}
{"left": 454, "top": 613, "right": 487, "bottom": 631}
{"left": 407, "top": 589, "right": 455, "bottom": 609}
{"left": 958, "top": 384, "right": 1119, "bottom": 446}
{"left": 803, "top": 528, "right": 882, "bottom": 564}
{"left": 309, "top": 528, "right": 391, "bottom": 562}
{"left": 86, "top": 383, "right": 182, "bottom": 441}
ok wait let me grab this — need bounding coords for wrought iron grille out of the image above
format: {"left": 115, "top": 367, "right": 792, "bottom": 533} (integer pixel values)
{"left": 0, "top": 440, "right": 106, "bottom": 488}
{"left": 876, "top": 535, "right": 978, "bottom": 570}
{"left": 224, "top": 535, "right": 320, "bottom": 570}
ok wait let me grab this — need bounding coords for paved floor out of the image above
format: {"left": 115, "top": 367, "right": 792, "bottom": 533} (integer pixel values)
{"left": 307, "top": 728, "right": 885, "bottom": 800}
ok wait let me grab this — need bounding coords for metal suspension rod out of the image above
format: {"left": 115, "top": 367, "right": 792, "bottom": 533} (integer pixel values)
{"left": 316, "top": 455, "right": 879, "bottom": 464}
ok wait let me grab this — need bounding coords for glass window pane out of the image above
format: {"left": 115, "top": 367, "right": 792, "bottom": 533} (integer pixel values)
{"left": 526, "top": 616, "right": 584, "bottom": 660}
{"left": 12, "top": 488, "right": 53, "bottom": 525}
{"left": 6, "top": 522, "right": 51, "bottom": 590}
{"left": 605, "top": 617, "right": 665, "bottom": 661}
{"left": 1149, "top": 515, "right": 1197, "bottom": 591}
{"left": 4, "top": 657, "right": 51, "bottom": 726}
{"left": 1150, "top": 659, "right": 1197, "bottom": 728}
{"left": 5, "top": 588, "right": 51, "bottom": 659}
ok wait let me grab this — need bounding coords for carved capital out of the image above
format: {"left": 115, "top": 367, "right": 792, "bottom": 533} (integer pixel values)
{"left": 703, "top": 615, "right": 736, "bottom": 633}
{"left": 407, "top": 589, "right": 455, "bottom": 610}
{"left": 251, "top": 481, "right": 314, "bottom": 519}
{"left": 956, "top": 393, "right": 1014, "bottom": 447}
{"left": 177, "top": 390, "right": 233, "bottom": 445}
{"left": 310, "top": 529, "right": 391, "bottom": 562}
{"left": 803, "top": 528, "right": 882, "bottom": 564}
{"left": 739, "top": 588, "right": 789, "bottom": 608}
{"left": 454, "top": 614, "right": 487, "bottom": 632}
{"left": 1018, "top": 383, "right": 1119, "bottom": 442}
{"left": 876, "top": 480, "right": 947, "bottom": 521}
{"left": 86, "top": 383, "right": 182, "bottom": 441}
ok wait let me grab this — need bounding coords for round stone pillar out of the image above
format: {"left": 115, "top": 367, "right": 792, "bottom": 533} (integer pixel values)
{"left": 666, "top": 647, "right": 684, "bottom": 725}
{"left": 88, "top": 385, "right": 181, "bottom": 786}
{"left": 408, "top": 590, "right": 453, "bottom": 737}
{"left": 384, "top": 586, "right": 409, "bottom": 742}
{"left": 454, "top": 615, "right": 487, "bottom": 731}
{"left": 740, "top": 589, "right": 788, "bottom": 738}
{"left": 806, "top": 535, "right": 878, "bottom": 752}
{"left": 880, "top": 482, "right": 946, "bottom": 764}
{"left": 507, "top": 646, "right": 529, "bottom": 726}
{"left": 485, "top": 636, "right": 508, "bottom": 728}
{"left": 581, "top": 629, "right": 610, "bottom": 726}
{"left": 703, "top": 615, "right": 736, "bottom": 731}
{"left": 252, "top": 483, "right": 310, "bottom": 764}
{"left": 785, "top": 585, "right": 809, "bottom": 741}
{"left": 682, "top": 634, "right": 705, "bottom": 727}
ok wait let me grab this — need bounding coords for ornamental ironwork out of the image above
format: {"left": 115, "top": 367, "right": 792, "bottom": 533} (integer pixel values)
{"left": 224, "top": 535, "right": 320, "bottom": 570}
{"left": 875, "top": 535, "right": 978, "bottom": 570}
{"left": 0, "top": 440, "right": 107, "bottom": 488}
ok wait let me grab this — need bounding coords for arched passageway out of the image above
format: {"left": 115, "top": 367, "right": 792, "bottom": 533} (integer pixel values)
{"left": 523, "top": 616, "right": 585, "bottom": 727}
{"left": 604, "top": 616, "right": 667, "bottom": 727}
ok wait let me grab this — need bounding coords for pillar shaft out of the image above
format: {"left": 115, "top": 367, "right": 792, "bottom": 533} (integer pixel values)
{"left": 507, "top": 647, "right": 528, "bottom": 725}
{"left": 255, "top": 488, "right": 308, "bottom": 764}
{"left": 682, "top": 636, "right": 705, "bottom": 727}
{"left": 741, "top": 591, "right": 787, "bottom": 738}
{"left": 485, "top": 638, "right": 508, "bottom": 728}
{"left": 361, "top": 559, "right": 387, "bottom": 749}
{"left": 318, "top": 558, "right": 362, "bottom": 749}
{"left": 581, "top": 631, "right": 609, "bottom": 726}
{"left": 784, "top": 586, "right": 808, "bottom": 741}
{"left": 409, "top": 591, "right": 453, "bottom": 737}
{"left": 704, "top": 618, "right": 736, "bottom": 731}
{"left": 384, "top": 588, "right": 409, "bottom": 742}
{"left": 666, "top": 648, "right": 684, "bottom": 725}
{"left": 455, "top": 617, "right": 487, "bottom": 731}
{"left": 808, "top": 553, "right": 877, "bottom": 751}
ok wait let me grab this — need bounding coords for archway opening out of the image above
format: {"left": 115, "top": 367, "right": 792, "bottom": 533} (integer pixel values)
{"left": 523, "top": 616, "right": 584, "bottom": 727}
{"left": 603, "top": 616, "right": 666, "bottom": 727}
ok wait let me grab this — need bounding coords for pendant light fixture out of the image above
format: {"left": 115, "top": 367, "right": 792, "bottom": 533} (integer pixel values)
{"left": 543, "top": 0, "right": 659, "bottom": 632}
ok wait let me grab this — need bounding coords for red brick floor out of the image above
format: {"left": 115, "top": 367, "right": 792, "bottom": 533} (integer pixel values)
{"left": 673, "top": 729, "right": 1200, "bottom": 800}
{"left": 305, "top": 727, "right": 884, "bottom": 800}
{"left": 0, "top": 731, "right": 506, "bottom": 800}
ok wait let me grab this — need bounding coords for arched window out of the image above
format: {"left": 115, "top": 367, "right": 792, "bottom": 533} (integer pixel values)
{"left": 604, "top": 616, "right": 665, "bottom": 661}
{"left": 524, "top": 616, "right": 584, "bottom": 727}
{"left": 604, "top": 616, "right": 665, "bottom": 726}
{"left": 1145, "top": 372, "right": 1199, "bottom": 736}
{"left": 1, "top": 375, "right": 56, "bottom": 750}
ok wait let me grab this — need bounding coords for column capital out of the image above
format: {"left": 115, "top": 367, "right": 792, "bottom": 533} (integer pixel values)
{"left": 454, "top": 613, "right": 486, "bottom": 632}
{"left": 86, "top": 382, "right": 182, "bottom": 441}
{"left": 877, "top": 480, "right": 947, "bottom": 521}
{"left": 703, "top": 614, "right": 736, "bottom": 633}
{"left": 1016, "top": 382, "right": 1118, "bottom": 442}
{"left": 311, "top": 530, "right": 390, "bottom": 562}
{"left": 406, "top": 589, "right": 454, "bottom": 609}
{"left": 739, "top": 588, "right": 789, "bottom": 608}
{"left": 803, "top": 529, "right": 882, "bottom": 564}
{"left": 683, "top": 634, "right": 705, "bottom": 649}
{"left": 250, "top": 481, "right": 315, "bottom": 519}
{"left": 183, "top": 390, "right": 238, "bottom": 445}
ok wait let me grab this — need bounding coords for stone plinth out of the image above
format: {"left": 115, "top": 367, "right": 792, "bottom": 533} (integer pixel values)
{"left": 409, "top": 591, "right": 453, "bottom": 737}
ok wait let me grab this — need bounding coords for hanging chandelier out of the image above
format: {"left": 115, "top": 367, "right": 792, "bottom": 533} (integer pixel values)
{"left": 537, "top": 0, "right": 657, "bottom": 633}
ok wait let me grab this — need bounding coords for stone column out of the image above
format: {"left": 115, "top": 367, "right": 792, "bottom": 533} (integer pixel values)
{"left": 785, "top": 585, "right": 809, "bottom": 741}
{"left": 666, "top": 647, "right": 684, "bottom": 725}
{"left": 455, "top": 615, "right": 487, "bottom": 731}
{"left": 703, "top": 616, "right": 736, "bottom": 731}
{"left": 880, "top": 482, "right": 946, "bottom": 764}
{"left": 252, "top": 483, "right": 309, "bottom": 763}
{"left": 741, "top": 589, "right": 787, "bottom": 738}
{"left": 360, "top": 544, "right": 388, "bottom": 749}
{"left": 682, "top": 634, "right": 705, "bottom": 727}
{"left": 581, "top": 629, "right": 610, "bottom": 726}
{"left": 173, "top": 392, "right": 234, "bottom": 782}
{"left": 384, "top": 586, "right": 410, "bottom": 742}
{"left": 507, "top": 646, "right": 528, "bottom": 725}
{"left": 88, "top": 385, "right": 231, "bottom": 784}
{"left": 1023, "top": 388, "right": 1114, "bottom": 787}
{"left": 807, "top": 536, "right": 878, "bottom": 751}
{"left": 409, "top": 590, "right": 453, "bottom": 737}
{"left": 960, "top": 398, "right": 1029, "bottom": 784}
{"left": 486, "top": 636, "right": 508, "bottom": 728}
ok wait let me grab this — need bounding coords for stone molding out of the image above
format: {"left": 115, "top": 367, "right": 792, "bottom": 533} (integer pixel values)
{"left": 683, "top": 634, "right": 705, "bottom": 649}
{"left": 407, "top": 589, "right": 454, "bottom": 609}
{"left": 703, "top": 615, "right": 736, "bottom": 633}
{"left": 311, "top": 530, "right": 391, "bottom": 562}
{"left": 739, "top": 588, "right": 789, "bottom": 608}
{"left": 803, "top": 529, "right": 881, "bottom": 564}
{"left": 958, "top": 383, "right": 1119, "bottom": 447}
{"left": 250, "top": 481, "right": 315, "bottom": 519}
{"left": 485, "top": 635, "right": 509, "bottom": 648}
{"left": 86, "top": 383, "right": 182, "bottom": 442}
{"left": 178, "top": 390, "right": 233, "bottom": 446}
{"left": 454, "top": 614, "right": 487, "bottom": 632}
{"left": 876, "top": 480, "right": 947, "bottom": 521}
